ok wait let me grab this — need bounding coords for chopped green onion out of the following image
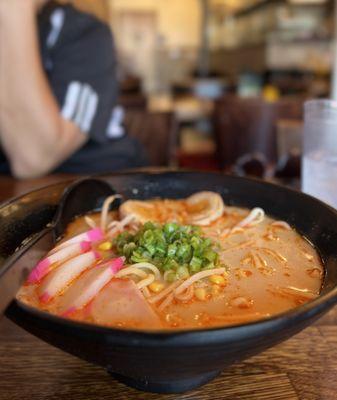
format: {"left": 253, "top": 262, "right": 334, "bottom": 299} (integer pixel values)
{"left": 114, "top": 222, "right": 221, "bottom": 276}
{"left": 166, "top": 271, "right": 177, "bottom": 282}
{"left": 176, "top": 266, "right": 190, "bottom": 279}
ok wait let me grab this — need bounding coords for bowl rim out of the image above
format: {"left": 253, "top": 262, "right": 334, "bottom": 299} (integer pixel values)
{"left": 6, "top": 168, "right": 337, "bottom": 342}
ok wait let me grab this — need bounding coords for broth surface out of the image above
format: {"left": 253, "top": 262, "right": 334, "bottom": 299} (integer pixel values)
{"left": 18, "top": 195, "right": 323, "bottom": 330}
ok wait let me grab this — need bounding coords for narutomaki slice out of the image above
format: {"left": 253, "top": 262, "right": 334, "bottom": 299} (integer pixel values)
{"left": 59, "top": 258, "right": 124, "bottom": 316}
{"left": 27, "top": 241, "right": 92, "bottom": 284}
{"left": 90, "top": 279, "right": 162, "bottom": 329}
{"left": 51, "top": 227, "right": 104, "bottom": 253}
{"left": 38, "top": 251, "right": 101, "bottom": 303}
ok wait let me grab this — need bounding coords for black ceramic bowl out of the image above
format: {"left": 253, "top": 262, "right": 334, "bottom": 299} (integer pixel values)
{"left": 2, "top": 170, "right": 337, "bottom": 394}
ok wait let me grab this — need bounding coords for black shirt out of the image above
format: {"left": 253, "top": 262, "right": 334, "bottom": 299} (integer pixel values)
{"left": 39, "top": 2, "right": 118, "bottom": 143}
{"left": 0, "top": 1, "right": 147, "bottom": 174}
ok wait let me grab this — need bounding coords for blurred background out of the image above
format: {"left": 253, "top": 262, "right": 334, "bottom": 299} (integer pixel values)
{"left": 78, "top": 0, "right": 334, "bottom": 181}
{"left": 3, "top": 0, "right": 337, "bottom": 183}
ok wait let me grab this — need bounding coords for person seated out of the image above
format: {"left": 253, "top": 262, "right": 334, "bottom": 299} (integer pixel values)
{"left": 0, "top": 0, "right": 147, "bottom": 178}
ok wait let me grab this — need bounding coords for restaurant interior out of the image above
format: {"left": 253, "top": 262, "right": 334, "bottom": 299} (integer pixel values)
{"left": 66, "top": 0, "right": 335, "bottom": 184}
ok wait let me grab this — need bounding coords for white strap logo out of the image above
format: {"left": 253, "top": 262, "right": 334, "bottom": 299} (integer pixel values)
{"left": 61, "top": 81, "right": 99, "bottom": 133}
{"left": 47, "top": 9, "right": 65, "bottom": 49}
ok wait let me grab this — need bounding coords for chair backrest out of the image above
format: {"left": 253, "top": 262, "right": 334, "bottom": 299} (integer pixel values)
{"left": 213, "top": 96, "right": 303, "bottom": 169}
{"left": 124, "top": 111, "right": 177, "bottom": 166}
{"left": 118, "top": 94, "right": 147, "bottom": 110}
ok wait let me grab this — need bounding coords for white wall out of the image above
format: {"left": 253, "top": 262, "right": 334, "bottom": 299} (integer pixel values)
{"left": 59, "top": 0, "right": 111, "bottom": 22}
{"left": 109, "top": 0, "right": 201, "bottom": 49}
{"left": 108, "top": 0, "right": 201, "bottom": 93}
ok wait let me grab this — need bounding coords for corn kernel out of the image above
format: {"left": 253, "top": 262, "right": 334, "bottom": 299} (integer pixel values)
{"left": 195, "top": 288, "right": 206, "bottom": 301}
{"left": 98, "top": 241, "right": 112, "bottom": 251}
{"left": 149, "top": 281, "right": 165, "bottom": 293}
{"left": 209, "top": 275, "right": 226, "bottom": 285}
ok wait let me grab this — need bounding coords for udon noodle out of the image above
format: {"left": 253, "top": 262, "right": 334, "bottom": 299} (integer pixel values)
{"left": 17, "top": 191, "right": 324, "bottom": 330}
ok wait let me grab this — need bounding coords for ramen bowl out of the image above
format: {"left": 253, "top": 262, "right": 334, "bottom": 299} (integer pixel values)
{"left": 2, "top": 170, "right": 337, "bottom": 394}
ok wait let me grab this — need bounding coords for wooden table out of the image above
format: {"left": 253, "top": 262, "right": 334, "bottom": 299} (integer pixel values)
{"left": 0, "top": 175, "right": 336, "bottom": 400}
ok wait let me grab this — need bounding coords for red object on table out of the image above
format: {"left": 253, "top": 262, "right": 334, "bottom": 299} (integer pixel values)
{"left": 178, "top": 152, "right": 220, "bottom": 171}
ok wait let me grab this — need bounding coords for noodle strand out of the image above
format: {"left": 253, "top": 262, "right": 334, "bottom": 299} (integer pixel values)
{"left": 148, "top": 281, "right": 181, "bottom": 304}
{"left": 84, "top": 216, "right": 96, "bottom": 229}
{"left": 270, "top": 221, "right": 291, "bottom": 230}
{"left": 130, "top": 262, "right": 161, "bottom": 280}
{"left": 175, "top": 268, "right": 227, "bottom": 295}
{"left": 100, "top": 195, "right": 122, "bottom": 232}
{"left": 107, "top": 214, "right": 135, "bottom": 237}
{"left": 174, "top": 284, "right": 194, "bottom": 301}
{"left": 115, "top": 267, "right": 147, "bottom": 279}
{"left": 157, "top": 292, "right": 174, "bottom": 311}
{"left": 237, "top": 207, "right": 265, "bottom": 228}
{"left": 137, "top": 274, "right": 155, "bottom": 290}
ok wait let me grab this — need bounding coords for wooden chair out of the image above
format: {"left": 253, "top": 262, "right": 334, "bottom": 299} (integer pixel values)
{"left": 124, "top": 111, "right": 178, "bottom": 167}
{"left": 213, "top": 96, "right": 303, "bottom": 169}
{"left": 118, "top": 94, "right": 147, "bottom": 111}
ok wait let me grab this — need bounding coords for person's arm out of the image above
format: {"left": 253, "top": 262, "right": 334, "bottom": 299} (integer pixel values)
{"left": 0, "top": 0, "right": 87, "bottom": 179}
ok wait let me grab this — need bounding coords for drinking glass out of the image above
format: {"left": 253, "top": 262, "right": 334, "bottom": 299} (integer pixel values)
{"left": 302, "top": 99, "right": 337, "bottom": 209}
